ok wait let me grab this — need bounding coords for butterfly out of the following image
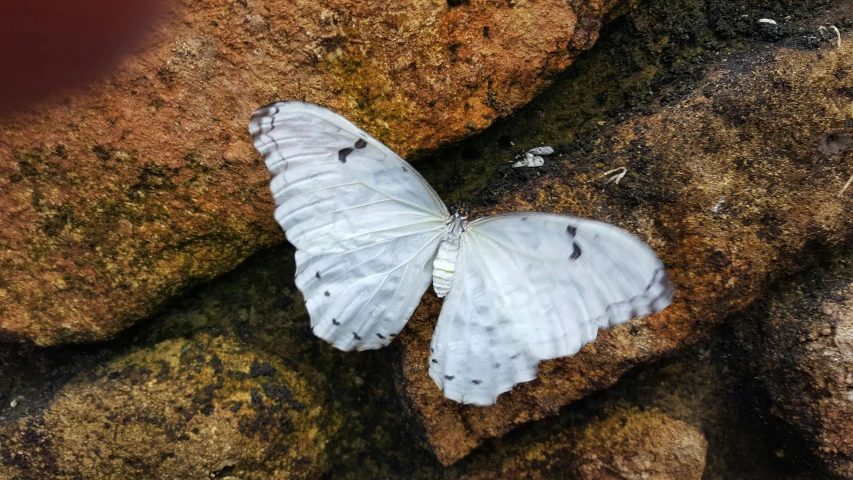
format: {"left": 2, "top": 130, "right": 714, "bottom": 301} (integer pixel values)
{"left": 248, "top": 101, "right": 674, "bottom": 406}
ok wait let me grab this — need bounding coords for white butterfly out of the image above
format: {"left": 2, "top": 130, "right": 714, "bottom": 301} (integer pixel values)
{"left": 248, "top": 101, "right": 674, "bottom": 406}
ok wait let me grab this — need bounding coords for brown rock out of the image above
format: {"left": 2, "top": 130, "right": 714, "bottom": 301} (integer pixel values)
{"left": 396, "top": 33, "right": 853, "bottom": 463}
{"left": 0, "top": 0, "right": 623, "bottom": 346}
{"left": 738, "top": 256, "right": 853, "bottom": 478}
{"left": 569, "top": 408, "right": 707, "bottom": 480}
{"left": 0, "top": 333, "right": 339, "bottom": 479}
{"left": 456, "top": 408, "right": 707, "bottom": 480}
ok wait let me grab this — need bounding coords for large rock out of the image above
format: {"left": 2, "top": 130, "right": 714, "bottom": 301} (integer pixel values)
{"left": 0, "top": 332, "right": 339, "bottom": 479}
{"left": 457, "top": 408, "right": 707, "bottom": 480}
{"left": 0, "top": 0, "right": 624, "bottom": 346}
{"left": 568, "top": 408, "right": 707, "bottom": 480}
{"left": 737, "top": 255, "right": 853, "bottom": 478}
{"left": 395, "top": 27, "right": 853, "bottom": 463}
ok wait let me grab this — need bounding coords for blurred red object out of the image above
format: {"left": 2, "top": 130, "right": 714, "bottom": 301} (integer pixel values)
{"left": 0, "top": 0, "right": 167, "bottom": 113}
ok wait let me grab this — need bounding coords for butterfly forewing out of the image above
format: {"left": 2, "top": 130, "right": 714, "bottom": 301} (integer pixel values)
{"left": 249, "top": 101, "right": 447, "bottom": 350}
{"left": 429, "top": 213, "right": 673, "bottom": 405}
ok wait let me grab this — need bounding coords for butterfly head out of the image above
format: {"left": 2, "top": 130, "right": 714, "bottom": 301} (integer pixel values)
{"left": 449, "top": 204, "right": 471, "bottom": 219}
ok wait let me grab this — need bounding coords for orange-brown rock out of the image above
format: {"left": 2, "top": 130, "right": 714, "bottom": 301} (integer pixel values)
{"left": 0, "top": 0, "right": 624, "bottom": 346}
{"left": 738, "top": 255, "right": 853, "bottom": 478}
{"left": 396, "top": 37, "right": 853, "bottom": 463}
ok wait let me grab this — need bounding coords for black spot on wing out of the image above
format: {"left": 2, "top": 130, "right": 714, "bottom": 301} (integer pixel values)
{"left": 339, "top": 139, "right": 367, "bottom": 163}
{"left": 324, "top": 291, "right": 331, "bottom": 297}
{"left": 338, "top": 148, "right": 354, "bottom": 163}
{"left": 444, "top": 375, "right": 455, "bottom": 380}
{"left": 332, "top": 318, "right": 340, "bottom": 326}
{"left": 432, "top": 359, "right": 438, "bottom": 364}
{"left": 566, "top": 224, "right": 577, "bottom": 237}
{"left": 570, "top": 242, "right": 582, "bottom": 260}
{"left": 352, "top": 332, "right": 362, "bottom": 340}
{"left": 315, "top": 271, "right": 321, "bottom": 279}
{"left": 471, "top": 379, "right": 482, "bottom": 385}
{"left": 389, "top": 333, "right": 397, "bottom": 338}
{"left": 376, "top": 333, "right": 386, "bottom": 340}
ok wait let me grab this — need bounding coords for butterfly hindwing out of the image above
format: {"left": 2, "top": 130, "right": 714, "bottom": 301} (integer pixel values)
{"left": 296, "top": 231, "right": 442, "bottom": 351}
{"left": 249, "top": 101, "right": 447, "bottom": 350}
{"left": 429, "top": 213, "right": 673, "bottom": 405}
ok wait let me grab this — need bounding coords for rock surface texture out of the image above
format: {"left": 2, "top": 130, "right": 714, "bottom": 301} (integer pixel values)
{"left": 568, "top": 408, "right": 707, "bottom": 480}
{"left": 739, "top": 255, "right": 853, "bottom": 478}
{"left": 0, "top": 0, "right": 622, "bottom": 346}
{"left": 0, "top": 333, "right": 338, "bottom": 479}
{"left": 457, "top": 407, "right": 708, "bottom": 480}
{"left": 397, "top": 35, "right": 853, "bottom": 463}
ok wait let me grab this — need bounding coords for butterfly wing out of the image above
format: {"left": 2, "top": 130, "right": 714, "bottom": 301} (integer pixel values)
{"left": 428, "top": 213, "right": 673, "bottom": 405}
{"left": 249, "top": 101, "right": 448, "bottom": 351}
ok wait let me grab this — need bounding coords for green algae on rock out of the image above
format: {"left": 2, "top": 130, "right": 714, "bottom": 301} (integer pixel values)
{"left": 0, "top": 333, "right": 339, "bottom": 479}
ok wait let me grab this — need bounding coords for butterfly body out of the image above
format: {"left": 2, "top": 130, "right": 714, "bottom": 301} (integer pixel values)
{"left": 249, "top": 101, "right": 674, "bottom": 405}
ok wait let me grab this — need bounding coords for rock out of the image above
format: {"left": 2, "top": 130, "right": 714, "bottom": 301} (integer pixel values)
{"left": 737, "top": 255, "right": 853, "bottom": 478}
{"left": 396, "top": 19, "right": 853, "bottom": 464}
{"left": 0, "top": 0, "right": 624, "bottom": 346}
{"left": 0, "top": 244, "right": 441, "bottom": 480}
{"left": 457, "top": 408, "right": 707, "bottom": 480}
{"left": 0, "top": 333, "right": 339, "bottom": 479}
{"left": 447, "top": 327, "right": 826, "bottom": 479}
{"left": 568, "top": 408, "right": 707, "bottom": 480}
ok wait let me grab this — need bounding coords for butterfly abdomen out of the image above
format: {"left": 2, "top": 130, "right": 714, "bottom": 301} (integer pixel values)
{"left": 433, "top": 239, "right": 459, "bottom": 298}
{"left": 433, "top": 213, "right": 467, "bottom": 297}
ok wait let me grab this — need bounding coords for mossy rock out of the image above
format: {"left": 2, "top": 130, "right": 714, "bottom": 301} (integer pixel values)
{"left": 0, "top": 333, "right": 340, "bottom": 479}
